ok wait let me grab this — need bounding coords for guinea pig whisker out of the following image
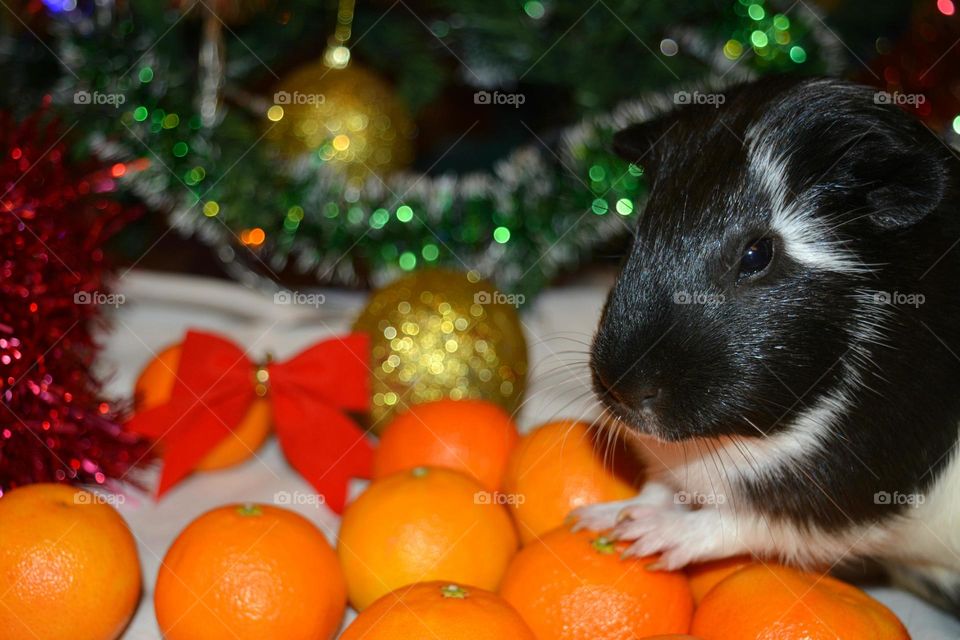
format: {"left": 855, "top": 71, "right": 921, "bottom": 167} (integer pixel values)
{"left": 696, "top": 438, "right": 733, "bottom": 527}
{"left": 521, "top": 365, "right": 590, "bottom": 389}
{"left": 727, "top": 431, "right": 764, "bottom": 484}
{"left": 524, "top": 367, "right": 591, "bottom": 387}
{"left": 727, "top": 432, "right": 777, "bottom": 539}
{"left": 526, "top": 353, "right": 590, "bottom": 372}
{"left": 740, "top": 415, "right": 768, "bottom": 438}
{"left": 559, "top": 399, "right": 613, "bottom": 464}
{"left": 753, "top": 396, "right": 794, "bottom": 415}
{"left": 603, "top": 414, "right": 632, "bottom": 478}
{"left": 529, "top": 357, "right": 592, "bottom": 377}
{"left": 713, "top": 438, "right": 749, "bottom": 524}
{"left": 554, "top": 350, "right": 592, "bottom": 361}
{"left": 717, "top": 438, "right": 747, "bottom": 520}
{"left": 529, "top": 332, "right": 595, "bottom": 349}
{"left": 698, "top": 439, "right": 726, "bottom": 501}
{"left": 592, "top": 406, "right": 643, "bottom": 479}
{"left": 554, "top": 387, "right": 605, "bottom": 430}
{"left": 509, "top": 378, "right": 594, "bottom": 422}
{"left": 523, "top": 356, "right": 591, "bottom": 382}
{"left": 541, "top": 331, "right": 595, "bottom": 341}
{"left": 600, "top": 409, "right": 619, "bottom": 474}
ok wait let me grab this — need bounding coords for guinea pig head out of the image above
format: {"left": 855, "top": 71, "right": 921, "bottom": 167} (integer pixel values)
{"left": 591, "top": 78, "right": 951, "bottom": 442}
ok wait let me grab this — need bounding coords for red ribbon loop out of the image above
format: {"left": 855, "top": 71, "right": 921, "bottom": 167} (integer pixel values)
{"left": 126, "top": 330, "right": 372, "bottom": 512}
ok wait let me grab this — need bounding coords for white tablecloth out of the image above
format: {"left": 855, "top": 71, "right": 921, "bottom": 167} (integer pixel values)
{"left": 101, "top": 271, "right": 960, "bottom": 639}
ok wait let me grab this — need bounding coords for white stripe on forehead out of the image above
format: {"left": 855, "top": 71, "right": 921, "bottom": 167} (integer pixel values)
{"left": 746, "top": 130, "right": 871, "bottom": 276}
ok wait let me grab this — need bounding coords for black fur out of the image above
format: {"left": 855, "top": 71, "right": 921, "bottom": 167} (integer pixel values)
{"left": 592, "top": 77, "right": 960, "bottom": 535}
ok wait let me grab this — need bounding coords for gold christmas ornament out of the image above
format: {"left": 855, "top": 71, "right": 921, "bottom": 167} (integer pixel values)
{"left": 265, "top": 61, "right": 415, "bottom": 184}
{"left": 353, "top": 269, "right": 528, "bottom": 432}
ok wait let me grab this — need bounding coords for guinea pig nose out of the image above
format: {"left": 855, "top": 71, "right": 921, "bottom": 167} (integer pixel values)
{"left": 637, "top": 386, "right": 661, "bottom": 414}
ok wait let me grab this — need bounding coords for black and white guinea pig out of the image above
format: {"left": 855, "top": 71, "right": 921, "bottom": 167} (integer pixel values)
{"left": 573, "top": 76, "right": 960, "bottom": 611}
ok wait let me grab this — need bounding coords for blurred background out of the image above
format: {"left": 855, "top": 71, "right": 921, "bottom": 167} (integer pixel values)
{"left": 2, "top": 0, "right": 957, "bottom": 299}
{"left": 4, "top": 6, "right": 960, "bottom": 636}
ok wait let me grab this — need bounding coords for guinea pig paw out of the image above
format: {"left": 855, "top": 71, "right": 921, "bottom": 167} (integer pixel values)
{"left": 615, "top": 509, "right": 680, "bottom": 551}
{"left": 645, "top": 546, "right": 701, "bottom": 572}
{"left": 569, "top": 500, "right": 634, "bottom": 532}
{"left": 618, "top": 509, "right": 728, "bottom": 570}
{"left": 610, "top": 506, "right": 663, "bottom": 537}
{"left": 569, "top": 482, "right": 679, "bottom": 532}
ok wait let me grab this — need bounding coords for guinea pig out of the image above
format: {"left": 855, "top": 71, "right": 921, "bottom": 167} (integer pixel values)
{"left": 573, "top": 76, "right": 960, "bottom": 612}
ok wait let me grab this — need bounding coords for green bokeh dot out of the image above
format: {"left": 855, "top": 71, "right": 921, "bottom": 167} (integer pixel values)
{"left": 422, "top": 243, "right": 439, "bottom": 261}
{"left": 371, "top": 208, "right": 389, "bottom": 229}
{"left": 523, "top": 0, "right": 545, "bottom": 19}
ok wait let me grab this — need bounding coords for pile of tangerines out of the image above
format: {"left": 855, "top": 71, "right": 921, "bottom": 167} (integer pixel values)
{"left": 0, "top": 398, "right": 911, "bottom": 640}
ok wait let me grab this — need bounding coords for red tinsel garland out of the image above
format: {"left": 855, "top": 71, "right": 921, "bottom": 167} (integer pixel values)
{"left": 0, "top": 102, "right": 153, "bottom": 496}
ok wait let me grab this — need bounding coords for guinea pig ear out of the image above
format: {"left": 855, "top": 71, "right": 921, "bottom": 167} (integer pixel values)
{"left": 843, "top": 126, "right": 950, "bottom": 231}
{"left": 861, "top": 145, "right": 947, "bottom": 230}
{"left": 612, "top": 118, "right": 669, "bottom": 169}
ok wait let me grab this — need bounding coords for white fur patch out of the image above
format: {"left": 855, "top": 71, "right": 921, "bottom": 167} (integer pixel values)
{"left": 630, "top": 385, "right": 846, "bottom": 494}
{"left": 884, "top": 443, "right": 960, "bottom": 571}
{"left": 746, "top": 134, "right": 871, "bottom": 276}
{"left": 587, "top": 377, "right": 890, "bottom": 568}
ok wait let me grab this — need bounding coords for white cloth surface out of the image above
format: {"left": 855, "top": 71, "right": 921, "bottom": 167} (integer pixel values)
{"left": 100, "top": 271, "right": 960, "bottom": 639}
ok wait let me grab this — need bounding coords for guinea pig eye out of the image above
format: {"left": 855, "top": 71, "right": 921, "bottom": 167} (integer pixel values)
{"left": 737, "top": 237, "right": 774, "bottom": 280}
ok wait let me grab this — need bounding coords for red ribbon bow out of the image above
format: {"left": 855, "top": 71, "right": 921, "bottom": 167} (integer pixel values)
{"left": 126, "top": 330, "right": 372, "bottom": 513}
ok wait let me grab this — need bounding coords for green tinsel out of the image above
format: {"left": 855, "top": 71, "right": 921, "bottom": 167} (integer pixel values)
{"left": 0, "top": 0, "right": 846, "bottom": 297}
